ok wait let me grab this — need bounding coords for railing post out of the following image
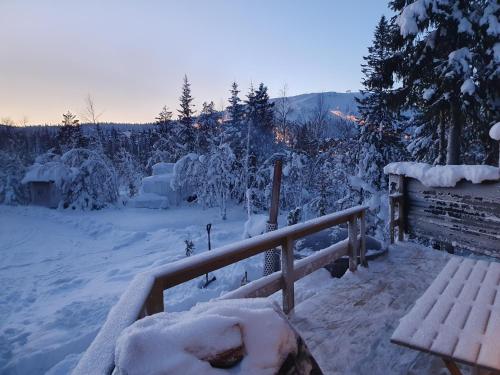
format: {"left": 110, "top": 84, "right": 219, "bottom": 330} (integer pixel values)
{"left": 348, "top": 216, "right": 358, "bottom": 272}
{"left": 396, "top": 175, "right": 405, "bottom": 242}
{"left": 145, "top": 281, "right": 164, "bottom": 315}
{"left": 360, "top": 210, "right": 367, "bottom": 267}
{"left": 281, "top": 236, "right": 295, "bottom": 314}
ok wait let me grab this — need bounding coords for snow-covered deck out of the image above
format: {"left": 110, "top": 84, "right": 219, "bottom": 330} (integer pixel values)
{"left": 290, "top": 242, "right": 471, "bottom": 374}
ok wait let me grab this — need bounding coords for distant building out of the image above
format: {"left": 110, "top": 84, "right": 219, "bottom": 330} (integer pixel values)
{"left": 22, "top": 162, "right": 68, "bottom": 208}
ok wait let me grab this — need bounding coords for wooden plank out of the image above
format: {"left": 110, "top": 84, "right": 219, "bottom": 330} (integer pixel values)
{"left": 281, "top": 237, "right": 295, "bottom": 314}
{"left": 402, "top": 177, "right": 500, "bottom": 257}
{"left": 360, "top": 211, "right": 367, "bottom": 267}
{"left": 348, "top": 217, "right": 358, "bottom": 272}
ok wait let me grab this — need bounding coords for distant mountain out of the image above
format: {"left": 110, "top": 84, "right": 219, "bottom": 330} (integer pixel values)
{"left": 271, "top": 91, "right": 361, "bottom": 123}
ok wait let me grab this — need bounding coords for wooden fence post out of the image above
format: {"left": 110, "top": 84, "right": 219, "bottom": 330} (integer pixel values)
{"left": 145, "top": 281, "right": 164, "bottom": 315}
{"left": 348, "top": 216, "right": 358, "bottom": 272}
{"left": 360, "top": 211, "right": 367, "bottom": 267}
{"left": 264, "top": 159, "right": 283, "bottom": 276}
{"left": 397, "top": 175, "right": 405, "bottom": 242}
{"left": 281, "top": 237, "right": 295, "bottom": 314}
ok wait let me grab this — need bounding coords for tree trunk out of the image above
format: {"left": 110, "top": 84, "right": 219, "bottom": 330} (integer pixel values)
{"left": 446, "top": 101, "right": 463, "bottom": 165}
{"left": 436, "top": 112, "right": 446, "bottom": 165}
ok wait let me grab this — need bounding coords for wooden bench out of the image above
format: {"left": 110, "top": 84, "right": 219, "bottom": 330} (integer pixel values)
{"left": 391, "top": 256, "right": 500, "bottom": 374}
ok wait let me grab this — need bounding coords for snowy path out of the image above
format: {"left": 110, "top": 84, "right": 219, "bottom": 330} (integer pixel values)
{"left": 0, "top": 205, "right": 265, "bottom": 374}
{"left": 290, "top": 242, "right": 476, "bottom": 375}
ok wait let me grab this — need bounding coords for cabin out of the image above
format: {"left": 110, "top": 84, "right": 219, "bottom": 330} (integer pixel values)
{"left": 22, "top": 161, "right": 68, "bottom": 209}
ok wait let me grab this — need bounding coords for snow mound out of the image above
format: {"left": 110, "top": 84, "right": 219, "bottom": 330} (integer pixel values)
{"left": 152, "top": 162, "right": 174, "bottom": 176}
{"left": 127, "top": 192, "right": 169, "bottom": 209}
{"left": 384, "top": 162, "right": 500, "bottom": 187}
{"left": 114, "top": 299, "right": 297, "bottom": 375}
{"left": 489, "top": 122, "right": 500, "bottom": 141}
{"left": 243, "top": 214, "right": 269, "bottom": 238}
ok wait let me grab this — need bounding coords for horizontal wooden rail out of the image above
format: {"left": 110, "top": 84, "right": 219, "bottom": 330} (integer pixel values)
{"left": 73, "top": 205, "right": 367, "bottom": 375}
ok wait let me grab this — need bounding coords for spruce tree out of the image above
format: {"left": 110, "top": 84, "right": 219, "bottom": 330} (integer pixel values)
{"left": 388, "top": 0, "right": 487, "bottom": 164}
{"left": 57, "top": 111, "right": 85, "bottom": 152}
{"left": 225, "top": 82, "right": 245, "bottom": 156}
{"left": 177, "top": 75, "right": 195, "bottom": 151}
{"left": 356, "top": 15, "right": 403, "bottom": 190}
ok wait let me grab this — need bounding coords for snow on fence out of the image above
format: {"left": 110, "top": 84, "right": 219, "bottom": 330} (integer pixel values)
{"left": 73, "top": 205, "right": 367, "bottom": 375}
{"left": 387, "top": 170, "right": 500, "bottom": 257}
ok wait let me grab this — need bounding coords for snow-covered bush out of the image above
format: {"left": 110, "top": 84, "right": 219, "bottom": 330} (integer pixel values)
{"left": 60, "top": 148, "right": 119, "bottom": 210}
{"left": 0, "top": 151, "right": 30, "bottom": 205}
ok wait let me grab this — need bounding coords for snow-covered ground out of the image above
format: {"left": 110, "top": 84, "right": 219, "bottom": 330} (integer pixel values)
{"left": 0, "top": 205, "right": 275, "bottom": 374}
{"left": 289, "top": 242, "right": 475, "bottom": 375}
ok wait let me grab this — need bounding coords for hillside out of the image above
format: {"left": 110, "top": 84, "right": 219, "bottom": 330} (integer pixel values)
{"left": 271, "top": 91, "right": 361, "bottom": 122}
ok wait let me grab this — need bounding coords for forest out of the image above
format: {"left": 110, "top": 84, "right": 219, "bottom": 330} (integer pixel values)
{"left": 1, "top": 1, "right": 498, "bottom": 241}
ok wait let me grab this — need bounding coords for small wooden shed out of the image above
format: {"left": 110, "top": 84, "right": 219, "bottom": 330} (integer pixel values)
{"left": 22, "top": 162, "right": 67, "bottom": 209}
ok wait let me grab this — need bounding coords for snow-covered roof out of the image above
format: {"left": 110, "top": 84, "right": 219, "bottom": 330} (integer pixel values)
{"left": 22, "top": 162, "right": 71, "bottom": 184}
{"left": 384, "top": 162, "right": 500, "bottom": 187}
{"left": 489, "top": 122, "right": 500, "bottom": 141}
{"left": 152, "top": 162, "right": 175, "bottom": 176}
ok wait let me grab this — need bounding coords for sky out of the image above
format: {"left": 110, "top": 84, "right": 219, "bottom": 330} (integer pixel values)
{"left": 0, "top": 0, "right": 391, "bottom": 125}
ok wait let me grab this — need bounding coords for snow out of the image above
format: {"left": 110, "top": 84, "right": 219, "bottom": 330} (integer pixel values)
{"left": 489, "top": 122, "right": 500, "bottom": 141}
{"left": 128, "top": 162, "right": 179, "bottom": 208}
{"left": 396, "top": 0, "right": 429, "bottom": 37}
{"left": 152, "top": 162, "right": 174, "bottom": 176}
{"left": 422, "top": 86, "right": 436, "bottom": 101}
{"left": 21, "top": 162, "right": 71, "bottom": 185}
{"left": 460, "top": 78, "right": 475, "bottom": 95}
{"left": 392, "top": 257, "right": 500, "bottom": 370}
{"left": 114, "top": 299, "right": 296, "bottom": 375}
{"left": 384, "top": 162, "right": 500, "bottom": 187}
{"left": 0, "top": 205, "right": 272, "bottom": 374}
{"left": 288, "top": 242, "right": 473, "bottom": 374}
{"left": 243, "top": 214, "right": 269, "bottom": 238}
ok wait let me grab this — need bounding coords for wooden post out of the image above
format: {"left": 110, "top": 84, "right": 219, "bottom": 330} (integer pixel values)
{"left": 281, "top": 237, "right": 295, "bottom": 314}
{"left": 360, "top": 210, "right": 367, "bottom": 267}
{"left": 389, "top": 197, "right": 395, "bottom": 244}
{"left": 264, "top": 159, "right": 283, "bottom": 276}
{"left": 396, "top": 175, "right": 405, "bottom": 242}
{"left": 348, "top": 216, "right": 358, "bottom": 272}
{"left": 145, "top": 281, "right": 164, "bottom": 315}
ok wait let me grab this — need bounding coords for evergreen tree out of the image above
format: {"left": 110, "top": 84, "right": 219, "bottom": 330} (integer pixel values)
{"left": 225, "top": 82, "right": 245, "bottom": 154}
{"left": 156, "top": 106, "right": 173, "bottom": 133}
{"left": 356, "top": 15, "right": 404, "bottom": 190}
{"left": 57, "top": 111, "right": 85, "bottom": 152}
{"left": 387, "top": 0, "right": 496, "bottom": 164}
{"left": 177, "top": 75, "right": 195, "bottom": 151}
{"left": 196, "top": 101, "right": 220, "bottom": 152}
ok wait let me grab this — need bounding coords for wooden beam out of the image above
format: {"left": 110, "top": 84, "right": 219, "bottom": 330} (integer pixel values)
{"left": 442, "top": 359, "right": 463, "bottom": 375}
{"left": 348, "top": 217, "right": 358, "bottom": 272}
{"left": 281, "top": 237, "right": 295, "bottom": 314}
{"left": 360, "top": 211, "right": 367, "bottom": 267}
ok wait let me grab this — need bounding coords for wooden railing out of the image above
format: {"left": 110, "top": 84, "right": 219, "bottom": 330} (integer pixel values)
{"left": 73, "top": 205, "right": 367, "bottom": 375}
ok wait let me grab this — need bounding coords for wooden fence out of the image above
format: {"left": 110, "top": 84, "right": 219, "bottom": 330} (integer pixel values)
{"left": 73, "top": 205, "right": 367, "bottom": 375}
{"left": 388, "top": 174, "right": 500, "bottom": 257}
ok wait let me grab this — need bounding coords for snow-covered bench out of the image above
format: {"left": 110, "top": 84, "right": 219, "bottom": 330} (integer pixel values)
{"left": 391, "top": 256, "right": 500, "bottom": 374}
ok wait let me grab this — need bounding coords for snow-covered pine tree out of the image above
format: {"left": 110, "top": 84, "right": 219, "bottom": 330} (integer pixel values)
{"left": 473, "top": 1, "right": 500, "bottom": 165}
{"left": 196, "top": 101, "right": 220, "bottom": 153}
{"left": 177, "top": 75, "right": 196, "bottom": 151}
{"left": 356, "top": 15, "right": 404, "bottom": 190}
{"left": 147, "top": 106, "right": 181, "bottom": 169}
{"left": 225, "top": 82, "right": 246, "bottom": 156}
{"left": 388, "top": 0, "right": 490, "bottom": 164}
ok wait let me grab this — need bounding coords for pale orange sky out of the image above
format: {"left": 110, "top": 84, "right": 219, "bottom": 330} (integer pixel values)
{"left": 0, "top": 0, "right": 390, "bottom": 125}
